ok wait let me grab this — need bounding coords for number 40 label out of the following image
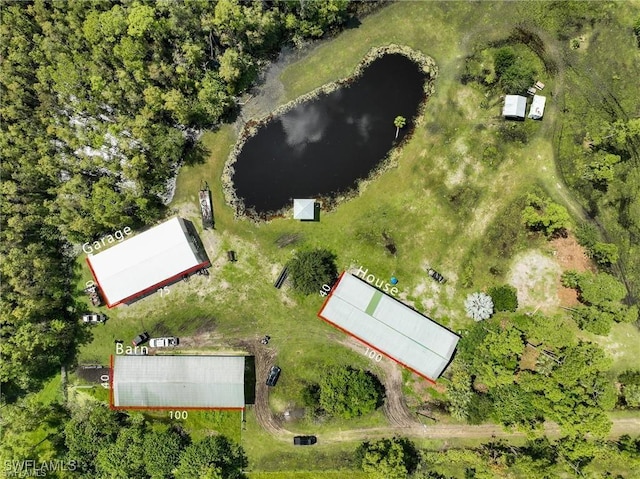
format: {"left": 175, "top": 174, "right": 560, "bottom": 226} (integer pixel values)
{"left": 319, "top": 284, "right": 331, "bottom": 297}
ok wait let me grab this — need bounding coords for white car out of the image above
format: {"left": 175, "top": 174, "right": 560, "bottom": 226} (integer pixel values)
{"left": 149, "top": 337, "right": 179, "bottom": 348}
{"left": 82, "top": 313, "right": 106, "bottom": 324}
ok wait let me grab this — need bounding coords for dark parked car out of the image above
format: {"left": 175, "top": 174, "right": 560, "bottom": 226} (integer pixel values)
{"left": 293, "top": 436, "right": 317, "bottom": 446}
{"left": 266, "top": 365, "right": 281, "bottom": 387}
{"left": 132, "top": 332, "right": 150, "bottom": 346}
{"left": 427, "top": 268, "right": 446, "bottom": 284}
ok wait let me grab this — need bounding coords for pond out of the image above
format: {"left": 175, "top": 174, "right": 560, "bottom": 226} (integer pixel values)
{"left": 230, "top": 51, "right": 432, "bottom": 217}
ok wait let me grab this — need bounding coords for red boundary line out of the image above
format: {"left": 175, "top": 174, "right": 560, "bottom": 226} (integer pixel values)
{"left": 111, "top": 406, "right": 245, "bottom": 411}
{"left": 109, "top": 354, "right": 245, "bottom": 411}
{"left": 318, "top": 272, "right": 436, "bottom": 385}
{"left": 109, "top": 354, "right": 114, "bottom": 409}
{"left": 88, "top": 259, "right": 210, "bottom": 308}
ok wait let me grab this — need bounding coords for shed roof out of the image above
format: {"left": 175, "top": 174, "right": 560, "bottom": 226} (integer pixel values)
{"left": 293, "top": 199, "right": 315, "bottom": 220}
{"left": 318, "top": 273, "right": 459, "bottom": 381}
{"left": 528, "top": 95, "right": 546, "bottom": 120}
{"left": 87, "top": 217, "right": 209, "bottom": 307}
{"left": 111, "top": 355, "right": 245, "bottom": 409}
{"left": 502, "top": 95, "right": 527, "bottom": 118}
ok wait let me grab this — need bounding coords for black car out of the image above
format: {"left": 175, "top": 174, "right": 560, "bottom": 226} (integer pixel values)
{"left": 293, "top": 436, "right": 317, "bottom": 446}
{"left": 427, "top": 268, "right": 446, "bottom": 284}
{"left": 132, "top": 332, "right": 150, "bottom": 346}
{"left": 266, "top": 365, "right": 281, "bottom": 387}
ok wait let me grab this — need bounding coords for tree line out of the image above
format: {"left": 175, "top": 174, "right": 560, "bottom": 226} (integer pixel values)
{"left": 1, "top": 0, "right": 367, "bottom": 400}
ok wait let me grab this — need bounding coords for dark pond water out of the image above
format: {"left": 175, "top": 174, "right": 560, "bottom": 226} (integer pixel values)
{"left": 232, "top": 53, "right": 428, "bottom": 215}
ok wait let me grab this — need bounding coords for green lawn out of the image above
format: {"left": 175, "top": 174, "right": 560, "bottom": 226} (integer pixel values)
{"left": 71, "top": 0, "right": 640, "bottom": 473}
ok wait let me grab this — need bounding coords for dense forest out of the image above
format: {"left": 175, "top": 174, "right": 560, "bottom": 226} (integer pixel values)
{"left": 0, "top": 0, "right": 367, "bottom": 399}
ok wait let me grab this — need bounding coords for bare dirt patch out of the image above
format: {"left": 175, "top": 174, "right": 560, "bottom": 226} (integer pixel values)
{"left": 548, "top": 235, "right": 595, "bottom": 306}
{"left": 507, "top": 250, "right": 562, "bottom": 312}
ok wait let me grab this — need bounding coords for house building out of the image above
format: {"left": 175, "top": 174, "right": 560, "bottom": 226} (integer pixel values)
{"left": 317, "top": 272, "right": 460, "bottom": 382}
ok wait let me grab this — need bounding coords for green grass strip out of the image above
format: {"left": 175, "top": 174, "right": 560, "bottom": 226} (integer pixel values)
{"left": 365, "top": 290, "right": 383, "bottom": 316}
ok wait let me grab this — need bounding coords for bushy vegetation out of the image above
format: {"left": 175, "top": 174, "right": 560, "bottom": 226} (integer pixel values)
{"left": 287, "top": 248, "right": 338, "bottom": 295}
{"left": 355, "top": 437, "right": 419, "bottom": 479}
{"left": 454, "top": 314, "right": 616, "bottom": 437}
{"left": 308, "top": 366, "right": 384, "bottom": 419}
{"left": 492, "top": 46, "right": 536, "bottom": 94}
{"left": 488, "top": 284, "right": 518, "bottom": 312}
{"left": 62, "top": 402, "right": 246, "bottom": 479}
{"left": 618, "top": 370, "right": 640, "bottom": 408}
{"left": 561, "top": 271, "right": 638, "bottom": 335}
{"left": 575, "top": 222, "right": 620, "bottom": 266}
{"left": 464, "top": 292, "right": 494, "bottom": 321}
{"left": 521, "top": 193, "right": 571, "bottom": 237}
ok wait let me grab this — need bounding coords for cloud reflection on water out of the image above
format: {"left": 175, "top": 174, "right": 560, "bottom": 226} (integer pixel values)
{"left": 280, "top": 103, "right": 328, "bottom": 154}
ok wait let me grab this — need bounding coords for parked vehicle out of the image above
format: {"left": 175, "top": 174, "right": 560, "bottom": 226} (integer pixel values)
{"left": 293, "top": 436, "right": 317, "bottom": 446}
{"left": 427, "top": 268, "right": 446, "bottom": 284}
{"left": 266, "top": 365, "right": 281, "bottom": 387}
{"left": 132, "top": 332, "right": 150, "bottom": 346}
{"left": 82, "top": 313, "right": 106, "bottom": 324}
{"left": 149, "top": 337, "right": 179, "bottom": 348}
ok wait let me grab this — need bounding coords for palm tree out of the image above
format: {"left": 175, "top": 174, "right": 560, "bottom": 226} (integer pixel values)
{"left": 394, "top": 116, "right": 406, "bottom": 139}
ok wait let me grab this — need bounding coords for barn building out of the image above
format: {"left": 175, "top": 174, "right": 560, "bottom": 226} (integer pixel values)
{"left": 110, "top": 355, "right": 245, "bottom": 410}
{"left": 318, "top": 272, "right": 459, "bottom": 382}
{"left": 86, "top": 217, "right": 210, "bottom": 308}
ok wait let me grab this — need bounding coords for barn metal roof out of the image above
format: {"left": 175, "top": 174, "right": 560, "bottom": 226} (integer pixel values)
{"left": 318, "top": 273, "right": 459, "bottom": 380}
{"left": 112, "top": 355, "right": 245, "bottom": 409}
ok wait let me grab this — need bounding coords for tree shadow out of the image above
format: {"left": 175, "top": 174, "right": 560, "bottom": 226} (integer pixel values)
{"left": 183, "top": 139, "right": 211, "bottom": 167}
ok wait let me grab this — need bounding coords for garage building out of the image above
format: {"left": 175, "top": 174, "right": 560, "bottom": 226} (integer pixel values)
{"left": 318, "top": 273, "right": 459, "bottom": 382}
{"left": 87, "top": 217, "right": 210, "bottom": 307}
{"left": 110, "top": 355, "right": 245, "bottom": 410}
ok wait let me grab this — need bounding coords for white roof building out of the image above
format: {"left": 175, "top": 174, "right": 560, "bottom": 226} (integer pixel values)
{"left": 502, "top": 95, "right": 527, "bottom": 119}
{"left": 111, "top": 355, "right": 245, "bottom": 410}
{"left": 528, "top": 95, "right": 546, "bottom": 120}
{"left": 293, "top": 198, "right": 316, "bottom": 220}
{"left": 87, "top": 217, "right": 210, "bottom": 307}
{"left": 318, "top": 273, "right": 459, "bottom": 381}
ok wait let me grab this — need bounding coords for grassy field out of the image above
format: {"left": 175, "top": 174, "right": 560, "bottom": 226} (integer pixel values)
{"left": 71, "top": 1, "right": 640, "bottom": 474}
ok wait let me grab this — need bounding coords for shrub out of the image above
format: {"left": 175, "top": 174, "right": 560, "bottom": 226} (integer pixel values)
{"left": 488, "top": 285, "right": 518, "bottom": 312}
{"left": 287, "top": 248, "right": 338, "bottom": 295}
{"left": 493, "top": 47, "right": 516, "bottom": 76}
{"left": 318, "top": 366, "right": 383, "bottom": 419}
{"left": 464, "top": 292, "right": 494, "bottom": 321}
{"left": 561, "top": 270, "right": 582, "bottom": 289}
{"left": 619, "top": 370, "right": 640, "bottom": 408}
{"left": 521, "top": 193, "right": 570, "bottom": 237}
{"left": 356, "top": 437, "right": 420, "bottom": 479}
{"left": 590, "top": 242, "right": 619, "bottom": 266}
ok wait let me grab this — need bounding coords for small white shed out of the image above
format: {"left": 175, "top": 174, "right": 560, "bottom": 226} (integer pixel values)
{"left": 528, "top": 95, "right": 546, "bottom": 120}
{"left": 502, "top": 95, "right": 527, "bottom": 120}
{"left": 293, "top": 199, "right": 316, "bottom": 220}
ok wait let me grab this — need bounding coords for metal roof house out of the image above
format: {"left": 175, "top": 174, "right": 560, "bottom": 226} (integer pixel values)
{"left": 110, "top": 355, "right": 245, "bottom": 410}
{"left": 318, "top": 273, "right": 460, "bottom": 382}
{"left": 502, "top": 95, "right": 527, "bottom": 120}
{"left": 86, "top": 217, "right": 210, "bottom": 308}
{"left": 528, "top": 95, "right": 546, "bottom": 120}
{"left": 293, "top": 198, "right": 316, "bottom": 220}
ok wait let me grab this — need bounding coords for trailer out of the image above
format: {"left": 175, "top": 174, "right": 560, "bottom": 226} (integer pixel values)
{"left": 199, "top": 183, "right": 214, "bottom": 229}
